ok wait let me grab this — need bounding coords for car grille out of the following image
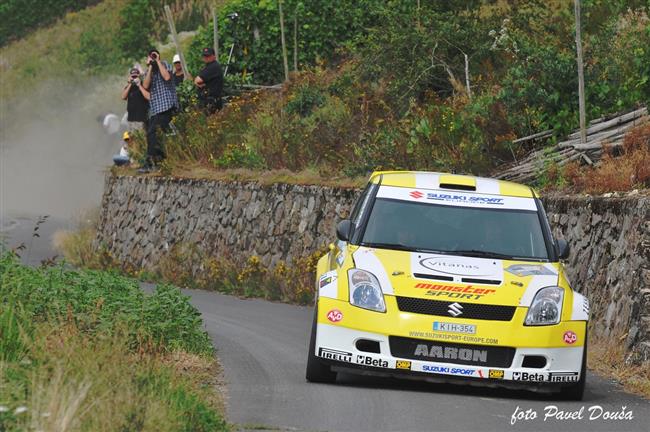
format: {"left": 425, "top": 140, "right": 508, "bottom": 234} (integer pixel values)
{"left": 389, "top": 336, "right": 515, "bottom": 367}
{"left": 396, "top": 296, "right": 516, "bottom": 321}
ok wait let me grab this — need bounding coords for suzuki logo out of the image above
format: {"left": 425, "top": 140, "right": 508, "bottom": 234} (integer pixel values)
{"left": 447, "top": 302, "right": 463, "bottom": 317}
{"left": 409, "top": 191, "right": 424, "bottom": 199}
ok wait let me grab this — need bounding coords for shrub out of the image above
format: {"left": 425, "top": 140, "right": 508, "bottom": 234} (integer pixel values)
{"left": 563, "top": 124, "right": 650, "bottom": 194}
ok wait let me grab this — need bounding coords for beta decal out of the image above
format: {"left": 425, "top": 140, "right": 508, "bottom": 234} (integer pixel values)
{"left": 422, "top": 365, "right": 476, "bottom": 376}
{"left": 396, "top": 360, "right": 412, "bottom": 370}
{"left": 355, "top": 355, "right": 389, "bottom": 368}
{"left": 512, "top": 372, "right": 547, "bottom": 382}
{"left": 489, "top": 369, "right": 504, "bottom": 379}
{"left": 415, "top": 283, "right": 496, "bottom": 300}
{"left": 563, "top": 331, "right": 577, "bottom": 345}
{"left": 319, "top": 348, "right": 352, "bottom": 363}
{"left": 327, "top": 309, "right": 343, "bottom": 323}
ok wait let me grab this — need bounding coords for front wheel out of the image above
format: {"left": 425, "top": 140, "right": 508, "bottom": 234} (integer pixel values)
{"left": 305, "top": 305, "right": 337, "bottom": 383}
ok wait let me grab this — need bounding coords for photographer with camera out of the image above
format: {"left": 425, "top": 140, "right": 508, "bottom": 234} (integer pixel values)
{"left": 120, "top": 68, "right": 150, "bottom": 131}
{"left": 140, "top": 49, "right": 178, "bottom": 173}
{"left": 194, "top": 47, "right": 224, "bottom": 114}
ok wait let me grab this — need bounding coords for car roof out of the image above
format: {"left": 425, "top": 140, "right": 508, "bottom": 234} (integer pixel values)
{"left": 369, "top": 171, "right": 537, "bottom": 198}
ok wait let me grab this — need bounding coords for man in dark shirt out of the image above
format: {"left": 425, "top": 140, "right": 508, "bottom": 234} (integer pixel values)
{"left": 120, "top": 68, "right": 150, "bottom": 131}
{"left": 194, "top": 47, "right": 224, "bottom": 113}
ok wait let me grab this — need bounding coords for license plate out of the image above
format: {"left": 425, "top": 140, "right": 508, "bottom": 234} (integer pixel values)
{"left": 433, "top": 321, "right": 476, "bottom": 334}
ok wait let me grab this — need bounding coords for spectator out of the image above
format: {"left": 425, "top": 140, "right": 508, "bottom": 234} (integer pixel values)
{"left": 140, "top": 49, "right": 178, "bottom": 173}
{"left": 113, "top": 131, "right": 132, "bottom": 166}
{"left": 172, "top": 54, "right": 188, "bottom": 87}
{"left": 194, "top": 47, "right": 224, "bottom": 114}
{"left": 120, "top": 67, "right": 150, "bottom": 131}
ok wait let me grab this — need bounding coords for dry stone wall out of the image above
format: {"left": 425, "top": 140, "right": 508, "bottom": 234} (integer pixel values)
{"left": 97, "top": 175, "right": 649, "bottom": 360}
{"left": 543, "top": 194, "right": 650, "bottom": 361}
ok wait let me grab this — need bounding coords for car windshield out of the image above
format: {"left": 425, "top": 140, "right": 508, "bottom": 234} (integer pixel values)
{"left": 361, "top": 197, "right": 549, "bottom": 261}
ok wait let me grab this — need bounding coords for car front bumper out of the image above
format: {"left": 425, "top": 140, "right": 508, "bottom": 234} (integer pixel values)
{"left": 315, "top": 323, "right": 585, "bottom": 390}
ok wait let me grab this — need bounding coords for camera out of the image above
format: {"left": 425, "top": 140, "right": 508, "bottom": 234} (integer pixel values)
{"left": 227, "top": 12, "right": 239, "bottom": 21}
{"left": 151, "top": 52, "right": 158, "bottom": 60}
{"left": 130, "top": 79, "right": 137, "bottom": 85}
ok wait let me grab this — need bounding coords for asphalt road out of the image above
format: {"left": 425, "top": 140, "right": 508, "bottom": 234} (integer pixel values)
{"left": 3, "top": 215, "right": 648, "bottom": 432}
{"left": 186, "top": 289, "right": 650, "bottom": 432}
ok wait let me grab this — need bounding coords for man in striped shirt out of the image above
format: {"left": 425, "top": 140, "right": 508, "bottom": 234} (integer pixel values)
{"left": 140, "top": 48, "right": 178, "bottom": 173}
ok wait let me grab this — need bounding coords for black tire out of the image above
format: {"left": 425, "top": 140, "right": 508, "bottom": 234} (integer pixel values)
{"left": 558, "top": 329, "right": 587, "bottom": 401}
{"left": 305, "top": 305, "right": 337, "bottom": 383}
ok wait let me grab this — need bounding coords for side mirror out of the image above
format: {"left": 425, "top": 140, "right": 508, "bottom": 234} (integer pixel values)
{"left": 556, "top": 238, "right": 570, "bottom": 260}
{"left": 336, "top": 220, "right": 353, "bottom": 242}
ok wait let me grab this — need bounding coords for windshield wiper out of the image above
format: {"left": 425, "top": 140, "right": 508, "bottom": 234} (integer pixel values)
{"left": 360, "top": 242, "right": 417, "bottom": 252}
{"left": 453, "top": 249, "right": 516, "bottom": 260}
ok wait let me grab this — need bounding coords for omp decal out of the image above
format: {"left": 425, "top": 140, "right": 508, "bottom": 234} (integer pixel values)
{"left": 506, "top": 264, "right": 557, "bottom": 277}
{"left": 412, "top": 254, "right": 503, "bottom": 283}
{"left": 571, "top": 292, "right": 590, "bottom": 321}
{"left": 563, "top": 331, "right": 577, "bottom": 345}
{"left": 414, "top": 282, "right": 496, "bottom": 300}
{"left": 319, "top": 347, "right": 352, "bottom": 362}
{"left": 352, "top": 248, "right": 394, "bottom": 294}
{"left": 489, "top": 369, "right": 504, "bottom": 379}
{"left": 518, "top": 275, "right": 561, "bottom": 306}
{"left": 326, "top": 309, "right": 343, "bottom": 323}
{"left": 376, "top": 186, "right": 538, "bottom": 210}
{"left": 318, "top": 270, "right": 338, "bottom": 299}
{"left": 396, "top": 360, "right": 412, "bottom": 370}
{"left": 355, "top": 355, "right": 390, "bottom": 368}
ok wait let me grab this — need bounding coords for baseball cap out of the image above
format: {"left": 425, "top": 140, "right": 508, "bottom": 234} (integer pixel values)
{"left": 122, "top": 131, "right": 131, "bottom": 141}
{"left": 202, "top": 47, "right": 215, "bottom": 56}
{"left": 173, "top": 54, "right": 181, "bottom": 63}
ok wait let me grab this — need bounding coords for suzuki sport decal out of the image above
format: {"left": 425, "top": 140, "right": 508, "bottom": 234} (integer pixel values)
{"left": 376, "top": 185, "right": 537, "bottom": 211}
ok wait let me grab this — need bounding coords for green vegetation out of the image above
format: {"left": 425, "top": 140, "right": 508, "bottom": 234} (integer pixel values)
{"left": 118, "top": 0, "right": 650, "bottom": 187}
{"left": 0, "top": 0, "right": 100, "bottom": 46}
{"left": 0, "top": 252, "right": 228, "bottom": 431}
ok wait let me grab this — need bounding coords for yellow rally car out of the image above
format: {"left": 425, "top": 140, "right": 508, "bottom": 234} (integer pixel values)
{"left": 306, "top": 171, "right": 590, "bottom": 400}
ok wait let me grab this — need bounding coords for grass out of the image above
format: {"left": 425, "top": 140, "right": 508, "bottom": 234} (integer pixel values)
{"left": 113, "top": 164, "right": 366, "bottom": 189}
{"left": 0, "top": 252, "right": 228, "bottom": 431}
{"left": 0, "top": 0, "right": 127, "bottom": 102}
{"left": 589, "top": 334, "right": 650, "bottom": 399}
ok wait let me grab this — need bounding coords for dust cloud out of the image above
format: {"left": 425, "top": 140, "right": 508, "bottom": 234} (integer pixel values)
{"left": 0, "top": 74, "right": 127, "bottom": 222}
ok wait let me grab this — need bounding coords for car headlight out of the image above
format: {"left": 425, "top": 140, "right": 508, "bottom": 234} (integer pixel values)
{"left": 525, "top": 286, "right": 564, "bottom": 326}
{"left": 348, "top": 269, "right": 386, "bottom": 313}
